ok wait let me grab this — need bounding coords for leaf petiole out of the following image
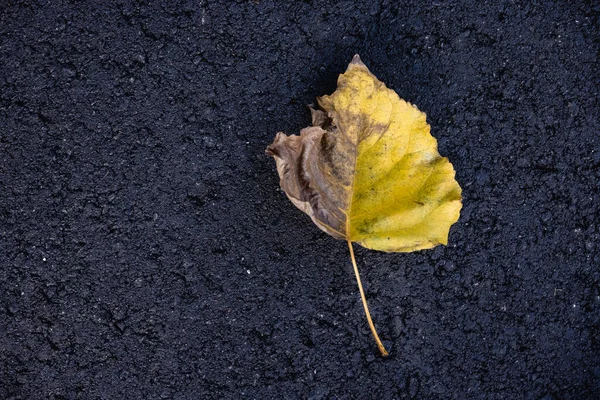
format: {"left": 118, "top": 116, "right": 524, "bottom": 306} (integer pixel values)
{"left": 347, "top": 240, "right": 389, "bottom": 356}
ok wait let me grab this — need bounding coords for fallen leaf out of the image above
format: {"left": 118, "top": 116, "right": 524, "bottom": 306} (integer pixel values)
{"left": 266, "top": 55, "right": 462, "bottom": 355}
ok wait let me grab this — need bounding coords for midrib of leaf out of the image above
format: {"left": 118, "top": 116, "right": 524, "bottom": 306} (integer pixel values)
{"left": 342, "top": 89, "right": 388, "bottom": 356}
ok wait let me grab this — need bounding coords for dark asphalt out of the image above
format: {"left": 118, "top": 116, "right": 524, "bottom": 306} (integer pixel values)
{"left": 1, "top": 1, "right": 599, "bottom": 399}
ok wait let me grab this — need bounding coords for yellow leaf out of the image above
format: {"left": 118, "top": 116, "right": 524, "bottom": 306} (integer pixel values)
{"left": 266, "top": 55, "right": 462, "bottom": 355}
{"left": 268, "top": 55, "right": 462, "bottom": 251}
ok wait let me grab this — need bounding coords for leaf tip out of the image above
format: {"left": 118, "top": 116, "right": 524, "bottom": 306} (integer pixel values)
{"left": 349, "top": 54, "right": 366, "bottom": 68}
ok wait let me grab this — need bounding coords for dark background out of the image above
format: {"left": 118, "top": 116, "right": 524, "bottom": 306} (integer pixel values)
{"left": 1, "top": 1, "right": 599, "bottom": 399}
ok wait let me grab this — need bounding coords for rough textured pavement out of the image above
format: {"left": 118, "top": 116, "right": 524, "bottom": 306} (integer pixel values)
{"left": 1, "top": 1, "right": 599, "bottom": 399}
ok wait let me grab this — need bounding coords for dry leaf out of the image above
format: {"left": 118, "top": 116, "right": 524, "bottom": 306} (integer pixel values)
{"left": 266, "top": 55, "right": 462, "bottom": 355}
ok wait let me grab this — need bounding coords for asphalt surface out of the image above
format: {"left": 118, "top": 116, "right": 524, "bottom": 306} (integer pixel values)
{"left": 1, "top": 1, "right": 599, "bottom": 399}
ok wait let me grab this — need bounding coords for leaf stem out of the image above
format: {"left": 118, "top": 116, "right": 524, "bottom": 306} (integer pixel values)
{"left": 347, "top": 240, "right": 389, "bottom": 356}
